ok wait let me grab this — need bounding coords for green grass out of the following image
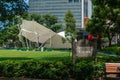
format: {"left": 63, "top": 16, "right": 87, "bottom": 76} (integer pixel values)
{"left": 0, "top": 50, "right": 71, "bottom": 61}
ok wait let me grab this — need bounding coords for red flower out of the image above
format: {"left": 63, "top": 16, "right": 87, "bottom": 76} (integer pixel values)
{"left": 88, "top": 34, "right": 94, "bottom": 40}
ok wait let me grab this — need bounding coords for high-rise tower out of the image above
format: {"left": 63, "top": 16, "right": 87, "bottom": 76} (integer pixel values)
{"left": 29, "top": 0, "right": 92, "bottom": 28}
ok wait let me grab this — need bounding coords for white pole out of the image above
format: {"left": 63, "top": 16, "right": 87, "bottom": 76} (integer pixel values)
{"left": 35, "top": 32, "right": 39, "bottom": 48}
{"left": 36, "top": 33, "right": 40, "bottom": 49}
{"left": 25, "top": 32, "right": 29, "bottom": 51}
{"left": 81, "top": 0, "right": 84, "bottom": 28}
{"left": 50, "top": 31, "right": 52, "bottom": 48}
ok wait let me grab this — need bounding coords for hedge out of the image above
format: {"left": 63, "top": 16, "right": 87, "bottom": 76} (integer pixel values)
{"left": 0, "top": 59, "right": 102, "bottom": 80}
{"left": 102, "top": 46, "right": 120, "bottom": 55}
{"left": 0, "top": 56, "right": 120, "bottom": 80}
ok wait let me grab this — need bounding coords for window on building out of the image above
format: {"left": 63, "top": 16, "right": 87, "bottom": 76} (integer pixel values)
{"left": 69, "top": 0, "right": 73, "bottom": 3}
{"left": 74, "top": 0, "right": 79, "bottom": 2}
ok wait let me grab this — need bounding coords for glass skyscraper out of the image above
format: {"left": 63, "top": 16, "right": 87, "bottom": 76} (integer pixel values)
{"left": 29, "top": 0, "right": 92, "bottom": 28}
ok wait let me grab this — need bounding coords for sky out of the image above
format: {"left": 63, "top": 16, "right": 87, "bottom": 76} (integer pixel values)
{"left": 24, "top": 0, "right": 29, "bottom": 4}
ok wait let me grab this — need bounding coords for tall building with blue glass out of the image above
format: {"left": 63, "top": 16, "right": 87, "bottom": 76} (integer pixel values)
{"left": 29, "top": 0, "right": 92, "bottom": 28}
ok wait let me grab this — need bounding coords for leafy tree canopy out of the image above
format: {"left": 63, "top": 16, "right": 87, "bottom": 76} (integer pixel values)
{"left": 64, "top": 10, "right": 77, "bottom": 42}
{"left": 64, "top": 10, "right": 77, "bottom": 63}
{"left": 0, "top": 0, "right": 28, "bottom": 46}
{"left": 0, "top": 0, "right": 28, "bottom": 24}
{"left": 86, "top": 0, "right": 120, "bottom": 46}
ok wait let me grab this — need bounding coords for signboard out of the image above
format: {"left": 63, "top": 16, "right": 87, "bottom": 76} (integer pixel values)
{"left": 76, "top": 46, "right": 93, "bottom": 57}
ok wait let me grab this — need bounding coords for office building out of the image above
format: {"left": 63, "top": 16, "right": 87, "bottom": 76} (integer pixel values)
{"left": 29, "top": 0, "right": 92, "bottom": 28}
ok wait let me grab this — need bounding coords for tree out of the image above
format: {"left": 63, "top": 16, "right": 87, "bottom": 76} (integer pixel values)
{"left": 0, "top": 16, "right": 21, "bottom": 47}
{"left": 31, "top": 14, "right": 44, "bottom": 25}
{"left": 5, "top": 25, "right": 19, "bottom": 47}
{"left": 64, "top": 10, "right": 78, "bottom": 63}
{"left": 0, "top": 0, "right": 28, "bottom": 47}
{"left": 43, "top": 14, "right": 62, "bottom": 32}
{"left": 0, "top": 30, "right": 4, "bottom": 46}
{"left": 86, "top": 0, "right": 120, "bottom": 46}
{"left": 0, "top": 0, "right": 28, "bottom": 24}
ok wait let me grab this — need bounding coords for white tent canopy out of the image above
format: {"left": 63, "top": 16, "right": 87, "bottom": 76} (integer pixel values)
{"left": 19, "top": 20, "right": 71, "bottom": 48}
{"left": 58, "top": 31, "right": 66, "bottom": 38}
{"left": 44, "top": 33, "right": 71, "bottom": 48}
{"left": 19, "top": 20, "right": 56, "bottom": 43}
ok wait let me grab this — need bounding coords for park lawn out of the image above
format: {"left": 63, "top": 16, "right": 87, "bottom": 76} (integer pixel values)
{"left": 0, "top": 50, "right": 71, "bottom": 61}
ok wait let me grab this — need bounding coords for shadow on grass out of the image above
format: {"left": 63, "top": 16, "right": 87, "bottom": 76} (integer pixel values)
{"left": 0, "top": 56, "right": 71, "bottom": 61}
{"left": 0, "top": 57, "right": 32, "bottom": 61}
{"left": 39, "top": 56, "right": 71, "bottom": 61}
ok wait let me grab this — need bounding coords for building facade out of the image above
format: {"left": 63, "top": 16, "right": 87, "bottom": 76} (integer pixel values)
{"left": 84, "top": 0, "right": 92, "bottom": 18}
{"left": 29, "top": 0, "right": 92, "bottom": 28}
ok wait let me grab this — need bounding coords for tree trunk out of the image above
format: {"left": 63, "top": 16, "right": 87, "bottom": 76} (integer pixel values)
{"left": 106, "top": 24, "right": 114, "bottom": 46}
{"left": 106, "top": 30, "right": 112, "bottom": 46}
{"left": 108, "top": 33, "right": 113, "bottom": 46}
{"left": 92, "top": 40, "right": 97, "bottom": 64}
{"left": 71, "top": 41, "right": 77, "bottom": 64}
{"left": 108, "top": 38, "right": 112, "bottom": 46}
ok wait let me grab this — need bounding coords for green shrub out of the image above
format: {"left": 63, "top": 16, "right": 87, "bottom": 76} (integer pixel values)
{"left": 0, "top": 57, "right": 120, "bottom": 80}
{"left": 73, "top": 58, "right": 105, "bottom": 80}
{"left": 0, "top": 62, "right": 5, "bottom": 76}
{"left": 98, "top": 56, "right": 120, "bottom": 63}
{"left": 102, "top": 46, "right": 120, "bottom": 55}
{"left": 3, "top": 61, "right": 17, "bottom": 77}
{"left": 102, "top": 37, "right": 109, "bottom": 43}
{"left": 93, "top": 62, "right": 104, "bottom": 78}
{"left": 73, "top": 61, "right": 94, "bottom": 80}
{"left": 116, "top": 47, "right": 120, "bottom": 55}
{"left": 0, "top": 60, "right": 70, "bottom": 80}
